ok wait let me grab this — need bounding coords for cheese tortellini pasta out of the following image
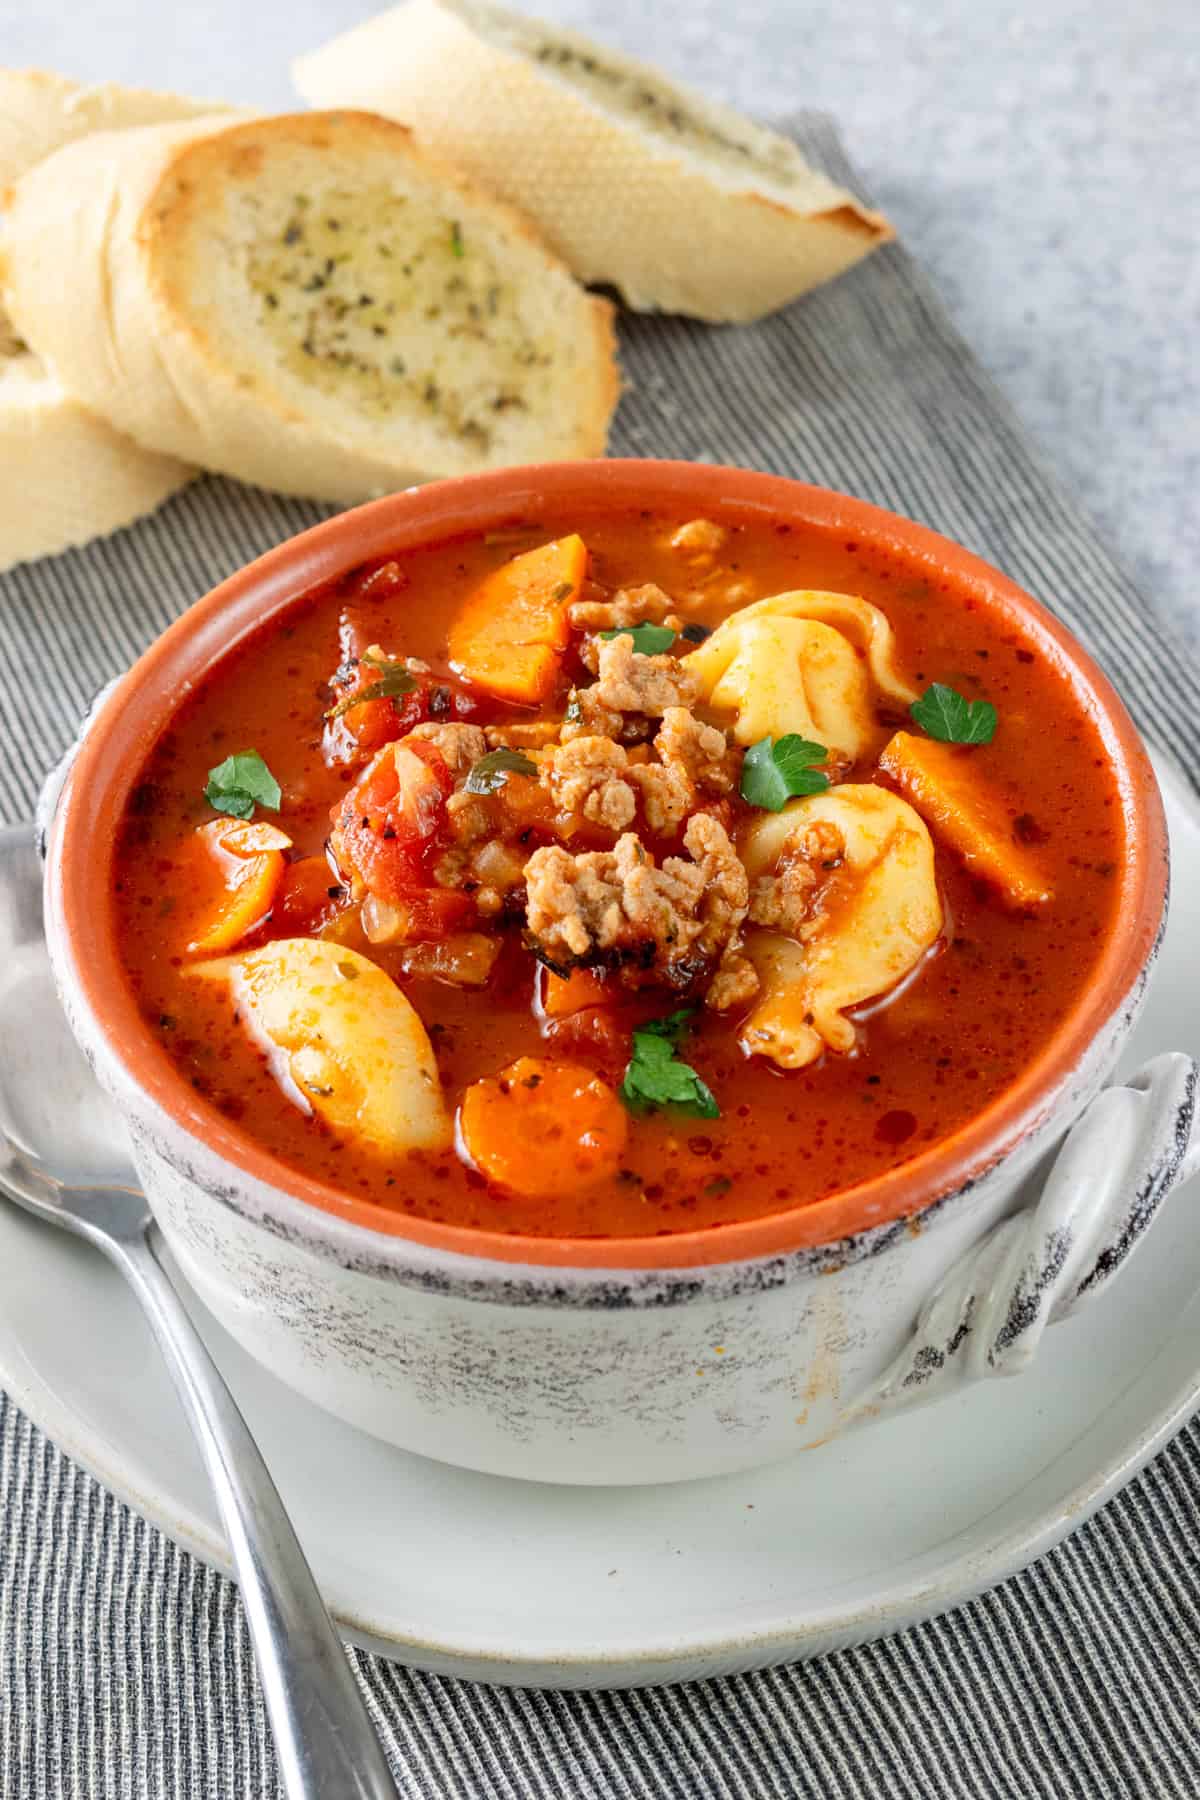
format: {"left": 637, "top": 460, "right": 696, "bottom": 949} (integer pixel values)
{"left": 739, "top": 785, "right": 942, "bottom": 1068}
{"left": 194, "top": 938, "right": 451, "bottom": 1154}
{"left": 686, "top": 590, "right": 916, "bottom": 758}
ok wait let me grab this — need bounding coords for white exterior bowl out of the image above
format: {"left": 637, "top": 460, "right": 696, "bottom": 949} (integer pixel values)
{"left": 40, "top": 463, "right": 1191, "bottom": 1486}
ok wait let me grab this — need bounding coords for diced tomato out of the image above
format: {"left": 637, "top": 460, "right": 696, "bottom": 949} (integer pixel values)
{"left": 272, "top": 854, "right": 348, "bottom": 937}
{"left": 332, "top": 739, "right": 454, "bottom": 905}
{"left": 542, "top": 1007, "right": 631, "bottom": 1082}
{"left": 376, "top": 887, "right": 476, "bottom": 941}
{"left": 352, "top": 559, "right": 409, "bottom": 602}
{"left": 539, "top": 964, "right": 610, "bottom": 1018}
{"left": 324, "top": 608, "right": 490, "bottom": 764}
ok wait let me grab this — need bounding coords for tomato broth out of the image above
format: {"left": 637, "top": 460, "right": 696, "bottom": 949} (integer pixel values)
{"left": 112, "top": 506, "right": 1124, "bottom": 1240}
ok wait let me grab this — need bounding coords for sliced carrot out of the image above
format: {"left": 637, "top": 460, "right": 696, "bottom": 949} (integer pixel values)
{"left": 447, "top": 535, "right": 587, "bottom": 703}
{"left": 879, "top": 731, "right": 1052, "bottom": 908}
{"left": 458, "top": 1056, "right": 628, "bottom": 1198}
{"left": 540, "top": 965, "right": 610, "bottom": 1018}
{"left": 185, "top": 819, "right": 290, "bottom": 955}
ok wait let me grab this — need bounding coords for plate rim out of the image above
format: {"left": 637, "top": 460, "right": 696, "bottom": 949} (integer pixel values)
{"left": 4, "top": 1278, "right": 1200, "bottom": 1683}
{"left": 3, "top": 750, "right": 1200, "bottom": 1684}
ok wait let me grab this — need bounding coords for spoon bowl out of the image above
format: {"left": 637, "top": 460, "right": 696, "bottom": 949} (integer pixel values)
{"left": 0, "top": 822, "right": 402, "bottom": 1800}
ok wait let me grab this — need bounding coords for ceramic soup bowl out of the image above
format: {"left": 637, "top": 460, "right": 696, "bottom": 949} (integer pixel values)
{"left": 41, "top": 462, "right": 1197, "bottom": 1486}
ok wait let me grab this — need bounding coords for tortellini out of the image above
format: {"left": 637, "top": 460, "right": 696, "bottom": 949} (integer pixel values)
{"left": 195, "top": 939, "right": 450, "bottom": 1154}
{"left": 739, "top": 786, "right": 942, "bottom": 1068}
{"left": 686, "top": 590, "right": 916, "bottom": 759}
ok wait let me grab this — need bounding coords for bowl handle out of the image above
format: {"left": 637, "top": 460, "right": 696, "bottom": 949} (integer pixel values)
{"left": 841, "top": 1053, "right": 1199, "bottom": 1426}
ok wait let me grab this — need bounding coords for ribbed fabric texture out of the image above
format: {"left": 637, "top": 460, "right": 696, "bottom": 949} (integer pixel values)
{"left": 1, "top": 117, "right": 1197, "bottom": 1796}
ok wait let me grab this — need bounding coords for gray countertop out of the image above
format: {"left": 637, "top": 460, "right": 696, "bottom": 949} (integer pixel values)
{"left": 4, "top": 0, "right": 1197, "bottom": 641}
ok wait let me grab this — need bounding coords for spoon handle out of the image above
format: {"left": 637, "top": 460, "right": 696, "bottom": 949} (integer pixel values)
{"left": 112, "top": 1225, "right": 401, "bottom": 1800}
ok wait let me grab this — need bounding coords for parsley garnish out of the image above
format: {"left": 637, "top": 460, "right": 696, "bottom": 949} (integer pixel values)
{"left": 599, "top": 623, "right": 677, "bottom": 655}
{"left": 361, "top": 649, "right": 413, "bottom": 677}
{"left": 620, "top": 1007, "right": 719, "bottom": 1118}
{"left": 325, "top": 663, "right": 417, "bottom": 721}
{"left": 450, "top": 221, "right": 465, "bottom": 259}
{"left": 465, "top": 748, "right": 539, "bottom": 794}
{"left": 204, "top": 750, "right": 281, "bottom": 821}
{"left": 740, "top": 735, "right": 830, "bottom": 811}
{"left": 910, "top": 683, "right": 997, "bottom": 745}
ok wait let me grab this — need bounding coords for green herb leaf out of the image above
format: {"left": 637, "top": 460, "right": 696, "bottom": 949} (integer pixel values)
{"left": 450, "top": 221, "right": 465, "bottom": 259}
{"left": 620, "top": 1009, "right": 719, "bottom": 1118}
{"left": 360, "top": 649, "right": 413, "bottom": 678}
{"left": 203, "top": 750, "right": 281, "bottom": 821}
{"left": 910, "top": 683, "right": 997, "bottom": 745}
{"left": 564, "top": 692, "right": 583, "bottom": 725}
{"left": 599, "top": 623, "right": 677, "bottom": 655}
{"left": 739, "top": 735, "right": 830, "bottom": 811}
{"left": 325, "top": 668, "right": 417, "bottom": 721}
{"left": 465, "top": 747, "right": 539, "bottom": 794}
{"left": 638, "top": 1006, "right": 697, "bottom": 1046}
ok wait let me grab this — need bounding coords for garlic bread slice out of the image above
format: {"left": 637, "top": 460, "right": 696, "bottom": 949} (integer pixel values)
{"left": 294, "top": 0, "right": 892, "bottom": 322}
{"left": 2, "top": 110, "right": 619, "bottom": 503}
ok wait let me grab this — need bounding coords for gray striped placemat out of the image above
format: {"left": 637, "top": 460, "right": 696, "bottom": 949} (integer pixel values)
{"left": 2, "top": 115, "right": 1199, "bottom": 1798}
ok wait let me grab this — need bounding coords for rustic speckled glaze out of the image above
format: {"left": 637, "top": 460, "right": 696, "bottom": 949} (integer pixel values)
{"left": 40, "top": 464, "right": 1192, "bottom": 1484}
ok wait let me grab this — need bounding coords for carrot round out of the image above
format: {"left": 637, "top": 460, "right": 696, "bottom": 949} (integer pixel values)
{"left": 447, "top": 534, "right": 587, "bottom": 703}
{"left": 458, "top": 1056, "right": 627, "bottom": 1198}
{"left": 185, "top": 819, "right": 290, "bottom": 955}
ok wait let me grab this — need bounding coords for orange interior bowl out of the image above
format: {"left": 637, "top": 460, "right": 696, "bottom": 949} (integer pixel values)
{"left": 48, "top": 461, "right": 1168, "bottom": 1270}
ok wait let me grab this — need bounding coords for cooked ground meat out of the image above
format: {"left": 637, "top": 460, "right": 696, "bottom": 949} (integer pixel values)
{"left": 524, "top": 814, "right": 748, "bottom": 995}
{"left": 749, "top": 865, "right": 818, "bottom": 937}
{"left": 444, "top": 789, "right": 492, "bottom": 842}
{"left": 624, "top": 709, "right": 736, "bottom": 836}
{"left": 560, "top": 638, "right": 702, "bottom": 748}
{"left": 706, "top": 943, "right": 760, "bottom": 1012}
{"left": 544, "top": 705, "right": 737, "bottom": 840}
{"left": 591, "top": 634, "right": 701, "bottom": 716}
{"left": 568, "top": 582, "right": 681, "bottom": 633}
{"left": 560, "top": 685, "right": 631, "bottom": 745}
{"left": 629, "top": 759, "right": 694, "bottom": 835}
{"left": 434, "top": 794, "right": 530, "bottom": 912}
{"left": 748, "top": 820, "right": 846, "bottom": 938}
{"left": 358, "top": 643, "right": 429, "bottom": 677}
{"left": 543, "top": 736, "right": 639, "bottom": 832}
{"left": 484, "top": 719, "right": 562, "bottom": 750}
{"left": 405, "top": 721, "right": 487, "bottom": 776}
{"left": 654, "top": 707, "right": 737, "bottom": 795}
{"left": 685, "top": 813, "right": 752, "bottom": 959}
{"left": 669, "top": 518, "right": 729, "bottom": 561}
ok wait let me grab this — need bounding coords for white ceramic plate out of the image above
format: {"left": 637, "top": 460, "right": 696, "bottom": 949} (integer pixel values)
{"left": 1, "top": 751, "right": 1198, "bottom": 1691}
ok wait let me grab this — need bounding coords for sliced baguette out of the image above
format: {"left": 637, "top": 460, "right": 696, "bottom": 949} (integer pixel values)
{"left": 292, "top": 0, "right": 893, "bottom": 323}
{"left": 0, "top": 67, "right": 227, "bottom": 188}
{"left": 1, "top": 110, "right": 620, "bottom": 505}
{"left": 0, "top": 351, "right": 190, "bottom": 572}
{"left": 0, "top": 70, "right": 222, "bottom": 571}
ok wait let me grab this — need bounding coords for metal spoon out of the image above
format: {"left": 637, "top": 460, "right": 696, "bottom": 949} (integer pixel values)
{"left": 0, "top": 825, "right": 401, "bottom": 1800}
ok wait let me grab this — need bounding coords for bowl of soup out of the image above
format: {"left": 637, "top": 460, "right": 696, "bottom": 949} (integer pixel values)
{"left": 40, "top": 461, "right": 1175, "bottom": 1484}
